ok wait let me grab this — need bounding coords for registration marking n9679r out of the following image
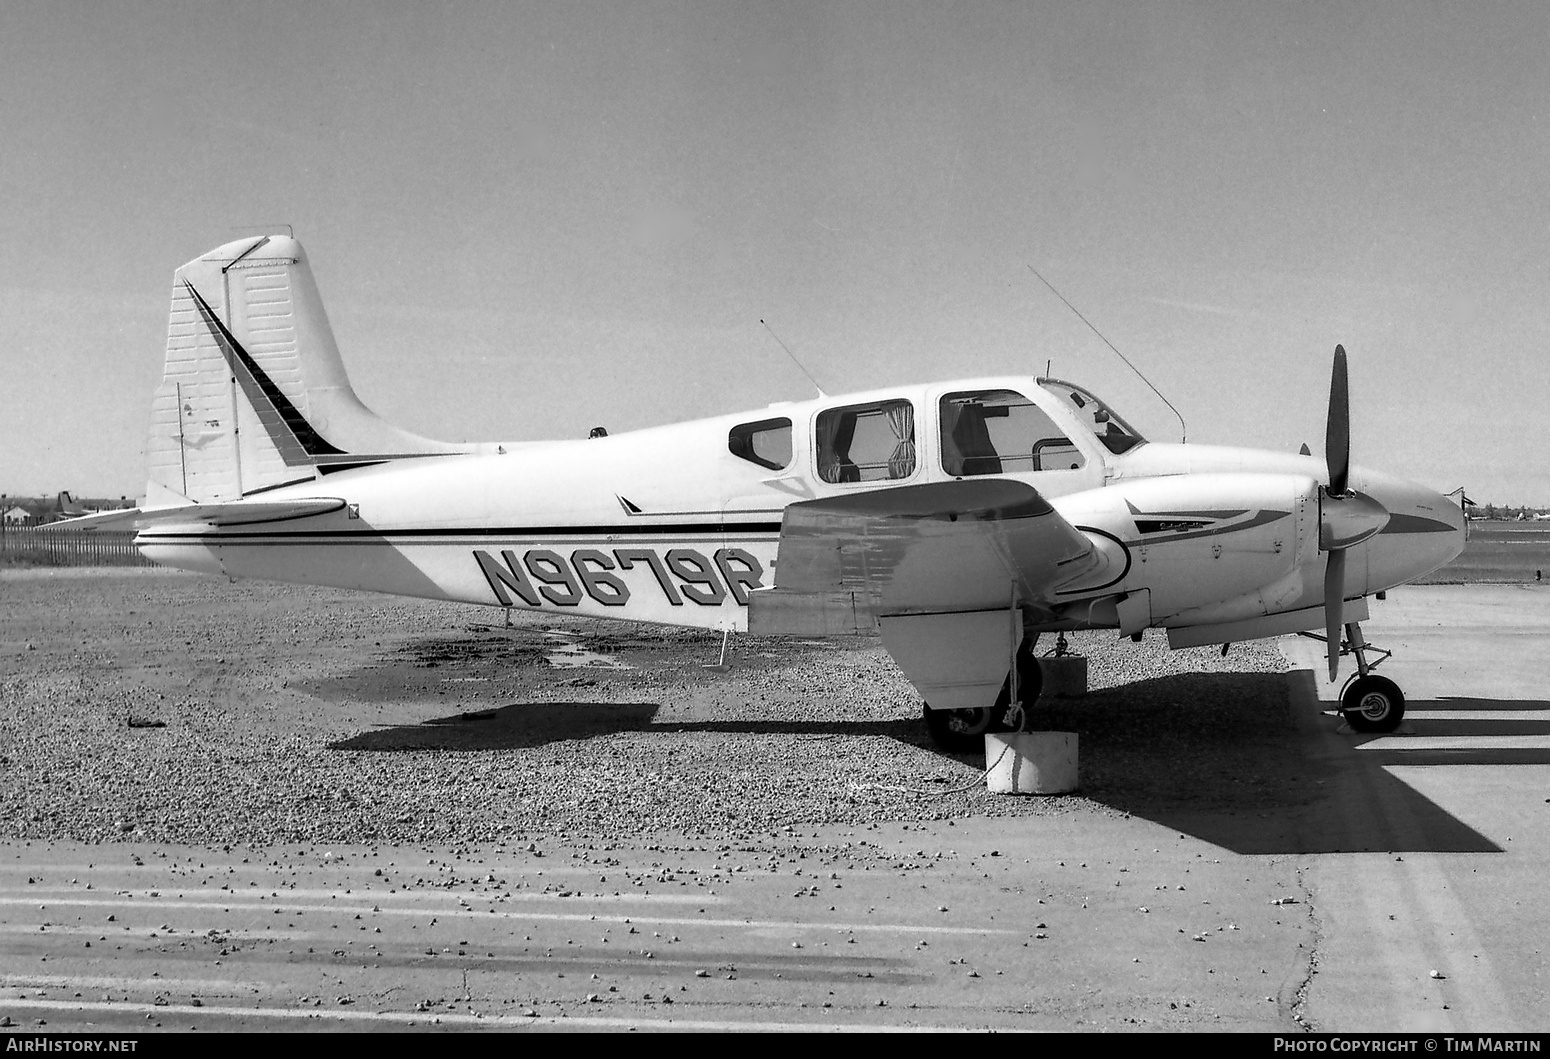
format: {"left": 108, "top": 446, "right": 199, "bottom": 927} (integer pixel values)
{"left": 473, "top": 546, "right": 763, "bottom": 608}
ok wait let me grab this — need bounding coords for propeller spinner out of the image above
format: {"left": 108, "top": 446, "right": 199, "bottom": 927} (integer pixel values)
{"left": 1320, "top": 345, "right": 1390, "bottom": 680}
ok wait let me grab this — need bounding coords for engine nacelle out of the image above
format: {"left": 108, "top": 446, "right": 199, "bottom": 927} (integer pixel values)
{"left": 1050, "top": 472, "right": 1323, "bottom": 631}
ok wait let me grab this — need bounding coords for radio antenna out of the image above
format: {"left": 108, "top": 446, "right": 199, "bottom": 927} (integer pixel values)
{"left": 1028, "top": 266, "right": 1187, "bottom": 443}
{"left": 760, "top": 319, "right": 827, "bottom": 398}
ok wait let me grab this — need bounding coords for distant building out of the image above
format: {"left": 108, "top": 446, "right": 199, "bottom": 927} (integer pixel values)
{"left": 3, "top": 506, "right": 33, "bottom": 526}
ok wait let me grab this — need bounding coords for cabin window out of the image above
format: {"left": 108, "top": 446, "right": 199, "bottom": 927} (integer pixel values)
{"left": 728, "top": 417, "right": 793, "bottom": 470}
{"left": 939, "top": 389, "right": 1085, "bottom": 476}
{"left": 816, "top": 399, "right": 916, "bottom": 483}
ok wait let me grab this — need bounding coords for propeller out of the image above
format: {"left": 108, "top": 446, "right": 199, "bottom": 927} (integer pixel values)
{"left": 1325, "top": 348, "right": 1350, "bottom": 496}
{"left": 1318, "top": 345, "right": 1390, "bottom": 680}
{"left": 1323, "top": 549, "right": 1347, "bottom": 680}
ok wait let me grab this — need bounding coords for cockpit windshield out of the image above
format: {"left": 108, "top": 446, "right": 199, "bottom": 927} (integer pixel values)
{"left": 1038, "top": 379, "right": 1146, "bottom": 455}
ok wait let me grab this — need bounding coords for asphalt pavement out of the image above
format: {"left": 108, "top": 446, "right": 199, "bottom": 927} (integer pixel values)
{"left": 1, "top": 584, "right": 1545, "bottom": 1032}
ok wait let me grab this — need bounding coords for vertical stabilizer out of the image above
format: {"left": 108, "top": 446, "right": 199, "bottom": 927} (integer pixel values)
{"left": 146, "top": 235, "right": 465, "bottom": 502}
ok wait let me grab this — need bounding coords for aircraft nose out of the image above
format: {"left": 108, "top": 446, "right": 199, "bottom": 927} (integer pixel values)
{"left": 1354, "top": 468, "right": 1466, "bottom": 588}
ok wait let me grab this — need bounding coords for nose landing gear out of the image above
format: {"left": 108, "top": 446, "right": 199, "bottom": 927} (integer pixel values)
{"left": 1303, "top": 621, "right": 1404, "bottom": 733}
{"left": 1341, "top": 673, "right": 1405, "bottom": 733}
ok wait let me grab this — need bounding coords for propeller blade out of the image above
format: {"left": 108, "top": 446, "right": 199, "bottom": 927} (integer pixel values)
{"left": 1326, "top": 345, "right": 1350, "bottom": 495}
{"left": 1325, "top": 549, "right": 1345, "bottom": 681}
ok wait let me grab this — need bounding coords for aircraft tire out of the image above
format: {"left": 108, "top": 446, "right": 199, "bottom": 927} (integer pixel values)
{"left": 922, "top": 704, "right": 1001, "bottom": 754}
{"left": 996, "top": 648, "right": 1044, "bottom": 717}
{"left": 1341, "top": 675, "right": 1405, "bottom": 734}
{"left": 923, "top": 650, "right": 1043, "bottom": 752}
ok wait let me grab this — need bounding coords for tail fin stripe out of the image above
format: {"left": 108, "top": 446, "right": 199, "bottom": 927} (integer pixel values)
{"left": 183, "top": 280, "right": 345, "bottom": 464}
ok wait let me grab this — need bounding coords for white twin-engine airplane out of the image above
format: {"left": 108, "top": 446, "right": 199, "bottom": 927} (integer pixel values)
{"left": 66, "top": 235, "right": 1465, "bottom": 751}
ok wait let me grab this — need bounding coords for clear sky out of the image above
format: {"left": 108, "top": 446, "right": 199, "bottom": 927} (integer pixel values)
{"left": 2, "top": 1, "right": 1546, "bottom": 504}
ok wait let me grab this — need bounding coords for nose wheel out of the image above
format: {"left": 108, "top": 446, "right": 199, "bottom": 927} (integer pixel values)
{"left": 1341, "top": 674, "right": 1405, "bottom": 733}
{"left": 1302, "top": 621, "right": 1405, "bottom": 734}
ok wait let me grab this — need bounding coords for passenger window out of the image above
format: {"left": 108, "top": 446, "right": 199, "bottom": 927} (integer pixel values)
{"left": 728, "top": 417, "right": 792, "bottom": 470}
{"left": 816, "top": 400, "right": 916, "bottom": 483}
{"left": 940, "top": 390, "right": 1085, "bottom": 476}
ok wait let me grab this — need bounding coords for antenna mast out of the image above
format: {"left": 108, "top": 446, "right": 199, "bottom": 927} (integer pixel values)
{"left": 760, "top": 319, "right": 827, "bottom": 398}
{"left": 1029, "top": 266, "right": 1187, "bottom": 444}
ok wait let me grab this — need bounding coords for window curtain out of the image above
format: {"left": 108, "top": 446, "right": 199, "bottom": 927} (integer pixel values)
{"left": 884, "top": 402, "right": 915, "bottom": 479}
{"left": 817, "top": 411, "right": 857, "bottom": 483}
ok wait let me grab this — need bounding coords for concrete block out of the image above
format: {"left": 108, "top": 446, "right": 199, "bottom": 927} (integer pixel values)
{"left": 985, "top": 731, "right": 1078, "bottom": 795}
{"left": 1041, "top": 655, "right": 1088, "bottom": 698}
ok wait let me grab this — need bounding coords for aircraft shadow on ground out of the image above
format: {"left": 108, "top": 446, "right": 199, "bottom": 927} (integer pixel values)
{"left": 323, "top": 663, "right": 1522, "bottom": 858}
{"left": 994, "top": 670, "right": 1493, "bottom": 856}
{"left": 329, "top": 701, "right": 933, "bottom": 752}
{"left": 1083, "top": 670, "right": 1536, "bottom": 857}
{"left": 1355, "top": 695, "right": 1550, "bottom": 766}
{"left": 330, "top": 701, "right": 666, "bottom": 751}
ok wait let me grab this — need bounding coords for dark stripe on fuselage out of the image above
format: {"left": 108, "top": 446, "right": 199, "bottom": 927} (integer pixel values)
{"left": 136, "top": 521, "right": 786, "bottom": 541}
{"left": 1126, "top": 503, "right": 1250, "bottom": 520}
{"left": 1127, "top": 508, "right": 1291, "bottom": 545}
{"left": 1378, "top": 513, "right": 1460, "bottom": 535}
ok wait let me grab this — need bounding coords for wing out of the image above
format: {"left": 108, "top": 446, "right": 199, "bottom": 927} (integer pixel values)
{"left": 749, "top": 480, "right": 1098, "bottom": 709}
{"left": 41, "top": 498, "right": 346, "bottom": 531}
{"left": 750, "top": 479, "right": 1097, "bottom": 633}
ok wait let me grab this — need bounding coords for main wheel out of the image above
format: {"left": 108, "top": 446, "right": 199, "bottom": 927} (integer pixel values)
{"left": 1341, "top": 674, "right": 1405, "bottom": 733}
{"left": 922, "top": 647, "right": 1045, "bottom": 751}
{"left": 922, "top": 704, "right": 1002, "bottom": 754}
{"left": 998, "top": 647, "right": 1044, "bottom": 719}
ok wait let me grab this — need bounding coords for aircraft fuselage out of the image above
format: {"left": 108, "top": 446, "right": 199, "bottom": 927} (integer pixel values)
{"left": 137, "top": 374, "right": 1464, "bottom": 649}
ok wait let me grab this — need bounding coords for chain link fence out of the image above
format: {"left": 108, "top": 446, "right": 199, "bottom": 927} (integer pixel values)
{"left": 0, "top": 526, "right": 154, "bottom": 567}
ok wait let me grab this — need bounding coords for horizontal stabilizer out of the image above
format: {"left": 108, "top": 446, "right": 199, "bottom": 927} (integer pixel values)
{"left": 43, "top": 497, "right": 346, "bottom": 532}
{"left": 38, "top": 508, "right": 144, "bottom": 532}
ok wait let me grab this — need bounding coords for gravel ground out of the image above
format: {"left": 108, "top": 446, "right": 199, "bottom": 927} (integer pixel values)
{"left": 0, "top": 568, "right": 1299, "bottom": 847}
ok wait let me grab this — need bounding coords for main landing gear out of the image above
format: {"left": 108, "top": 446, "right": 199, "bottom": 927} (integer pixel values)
{"left": 922, "top": 641, "right": 1042, "bottom": 754}
{"left": 1302, "top": 622, "right": 1405, "bottom": 734}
